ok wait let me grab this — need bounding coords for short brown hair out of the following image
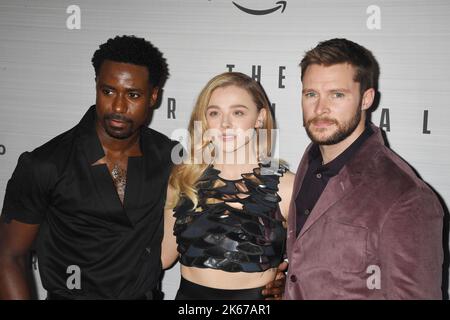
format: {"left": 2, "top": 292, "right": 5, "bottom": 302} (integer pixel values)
{"left": 300, "top": 38, "right": 379, "bottom": 95}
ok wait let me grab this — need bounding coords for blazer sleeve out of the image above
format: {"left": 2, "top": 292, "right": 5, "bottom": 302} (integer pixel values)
{"left": 379, "top": 187, "right": 444, "bottom": 299}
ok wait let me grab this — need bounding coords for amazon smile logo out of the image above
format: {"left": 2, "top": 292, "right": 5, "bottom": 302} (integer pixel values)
{"left": 232, "top": 1, "right": 287, "bottom": 15}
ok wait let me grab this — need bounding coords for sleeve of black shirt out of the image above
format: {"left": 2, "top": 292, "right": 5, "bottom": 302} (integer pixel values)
{"left": 2, "top": 152, "right": 52, "bottom": 224}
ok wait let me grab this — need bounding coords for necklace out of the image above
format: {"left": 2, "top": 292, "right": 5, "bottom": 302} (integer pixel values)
{"left": 111, "top": 164, "right": 127, "bottom": 203}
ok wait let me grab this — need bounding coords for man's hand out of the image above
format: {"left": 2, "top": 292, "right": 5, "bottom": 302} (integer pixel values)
{"left": 262, "top": 260, "right": 288, "bottom": 300}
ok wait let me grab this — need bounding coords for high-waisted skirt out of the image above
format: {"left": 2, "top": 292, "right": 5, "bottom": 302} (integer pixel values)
{"left": 175, "top": 277, "right": 265, "bottom": 300}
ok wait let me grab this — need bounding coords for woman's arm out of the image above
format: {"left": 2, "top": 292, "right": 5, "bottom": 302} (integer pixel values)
{"left": 161, "top": 185, "right": 179, "bottom": 270}
{"left": 278, "top": 171, "right": 295, "bottom": 221}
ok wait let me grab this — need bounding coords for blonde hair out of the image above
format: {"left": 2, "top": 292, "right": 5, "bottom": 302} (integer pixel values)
{"left": 167, "top": 72, "right": 276, "bottom": 209}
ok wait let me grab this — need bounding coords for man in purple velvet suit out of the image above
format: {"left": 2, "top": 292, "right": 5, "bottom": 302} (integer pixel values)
{"left": 284, "top": 38, "right": 444, "bottom": 299}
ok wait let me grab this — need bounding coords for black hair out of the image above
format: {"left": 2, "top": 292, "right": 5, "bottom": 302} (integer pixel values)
{"left": 91, "top": 35, "right": 169, "bottom": 88}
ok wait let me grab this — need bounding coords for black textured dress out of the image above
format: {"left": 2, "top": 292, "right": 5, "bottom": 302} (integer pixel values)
{"left": 173, "top": 163, "right": 287, "bottom": 299}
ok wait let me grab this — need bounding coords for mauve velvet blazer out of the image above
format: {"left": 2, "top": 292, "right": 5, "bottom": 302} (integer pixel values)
{"left": 285, "top": 124, "right": 444, "bottom": 300}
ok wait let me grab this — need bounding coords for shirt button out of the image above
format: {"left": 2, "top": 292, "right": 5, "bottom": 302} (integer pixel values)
{"left": 290, "top": 275, "right": 297, "bottom": 283}
{"left": 316, "top": 173, "right": 322, "bottom": 179}
{"left": 304, "top": 209, "right": 310, "bottom": 216}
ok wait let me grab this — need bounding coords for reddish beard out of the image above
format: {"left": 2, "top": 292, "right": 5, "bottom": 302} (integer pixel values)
{"left": 305, "top": 108, "right": 362, "bottom": 146}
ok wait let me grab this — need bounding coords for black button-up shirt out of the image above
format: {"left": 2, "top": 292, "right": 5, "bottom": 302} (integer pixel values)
{"left": 2, "top": 106, "right": 176, "bottom": 299}
{"left": 295, "top": 125, "right": 373, "bottom": 236}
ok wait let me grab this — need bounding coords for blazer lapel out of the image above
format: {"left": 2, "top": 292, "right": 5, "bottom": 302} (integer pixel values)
{"left": 296, "top": 124, "right": 384, "bottom": 239}
{"left": 284, "top": 125, "right": 394, "bottom": 300}
{"left": 297, "top": 167, "right": 354, "bottom": 239}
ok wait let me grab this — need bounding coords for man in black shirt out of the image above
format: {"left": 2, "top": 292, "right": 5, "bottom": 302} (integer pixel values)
{"left": 0, "top": 35, "right": 175, "bottom": 299}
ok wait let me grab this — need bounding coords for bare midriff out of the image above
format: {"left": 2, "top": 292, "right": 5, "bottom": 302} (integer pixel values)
{"left": 181, "top": 265, "right": 277, "bottom": 289}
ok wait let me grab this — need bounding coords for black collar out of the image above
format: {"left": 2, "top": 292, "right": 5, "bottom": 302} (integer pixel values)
{"left": 308, "top": 124, "right": 374, "bottom": 176}
{"left": 75, "top": 105, "right": 160, "bottom": 167}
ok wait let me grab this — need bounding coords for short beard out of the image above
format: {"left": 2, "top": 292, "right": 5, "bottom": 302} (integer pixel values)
{"left": 102, "top": 113, "right": 135, "bottom": 140}
{"left": 305, "top": 107, "right": 361, "bottom": 146}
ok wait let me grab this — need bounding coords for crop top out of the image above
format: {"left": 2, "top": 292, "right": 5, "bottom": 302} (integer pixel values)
{"left": 173, "top": 162, "right": 286, "bottom": 273}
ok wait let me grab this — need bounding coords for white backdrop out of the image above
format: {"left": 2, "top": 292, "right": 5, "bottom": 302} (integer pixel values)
{"left": 0, "top": 0, "right": 449, "bottom": 299}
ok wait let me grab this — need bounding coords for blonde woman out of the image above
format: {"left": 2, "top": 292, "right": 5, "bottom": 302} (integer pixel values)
{"left": 162, "top": 72, "right": 293, "bottom": 299}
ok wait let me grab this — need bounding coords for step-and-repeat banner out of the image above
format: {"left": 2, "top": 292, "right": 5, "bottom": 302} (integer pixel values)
{"left": 1, "top": 0, "right": 449, "bottom": 299}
